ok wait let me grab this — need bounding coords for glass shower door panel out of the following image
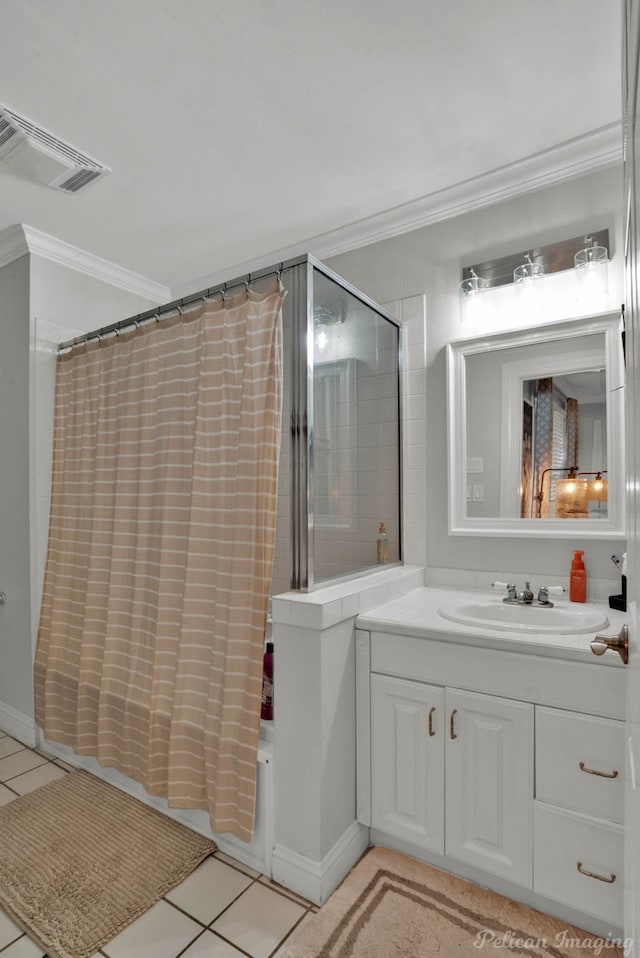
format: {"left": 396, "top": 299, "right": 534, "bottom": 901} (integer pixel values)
{"left": 311, "top": 269, "right": 400, "bottom": 585}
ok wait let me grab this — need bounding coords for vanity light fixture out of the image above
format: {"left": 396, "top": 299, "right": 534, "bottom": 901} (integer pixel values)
{"left": 575, "top": 235, "right": 609, "bottom": 270}
{"left": 574, "top": 235, "right": 609, "bottom": 304}
{"left": 458, "top": 268, "right": 486, "bottom": 297}
{"left": 460, "top": 230, "right": 609, "bottom": 295}
{"left": 513, "top": 253, "right": 544, "bottom": 285}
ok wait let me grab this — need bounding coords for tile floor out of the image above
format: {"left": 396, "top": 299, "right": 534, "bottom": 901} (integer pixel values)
{"left": 0, "top": 732, "right": 317, "bottom": 958}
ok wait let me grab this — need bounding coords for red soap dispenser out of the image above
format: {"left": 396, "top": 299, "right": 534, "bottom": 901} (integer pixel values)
{"left": 569, "top": 550, "right": 587, "bottom": 603}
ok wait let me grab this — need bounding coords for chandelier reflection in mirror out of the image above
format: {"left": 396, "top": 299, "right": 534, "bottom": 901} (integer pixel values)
{"left": 535, "top": 467, "right": 608, "bottom": 520}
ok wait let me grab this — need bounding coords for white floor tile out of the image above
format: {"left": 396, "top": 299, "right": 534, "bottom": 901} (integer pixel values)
{"left": 0, "top": 737, "right": 26, "bottom": 760}
{"left": 166, "top": 856, "right": 253, "bottom": 924}
{"left": 0, "top": 934, "right": 45, "bottom": 957}
{"left": 213, "top": 851, "right": 260, "bottom": 879}
{"left": 271, "top": 912, "right": 316, "bottom": 958}
{"left": 211, "top": 883, "right": 305, "bottom": 958}
{"left": 257, "top": 876, "right": 312, "bottom": 908}
{"left": 0, "top": 750, "right": 48, "bottom": 783}
{"left": 102, "top": 900, "right": 202, "bottom": 958}
{"left": 0, "top": 783, "right": 17, "bottom": 806}
{"left": 9, "top": 762, "right": 67, "bottom": 795}
{"left": 180, "top": 930, "right": 247, "bottom": 958}
{"left": 0, "top": 910, "right": 24, "bottom": 949}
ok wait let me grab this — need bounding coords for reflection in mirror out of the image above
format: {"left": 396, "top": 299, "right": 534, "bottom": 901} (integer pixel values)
{"left": 521, "top": 371, "right": 607, "bottom": 519}
{"left": 447, "top": 312, "right": 625, "bottom": 538}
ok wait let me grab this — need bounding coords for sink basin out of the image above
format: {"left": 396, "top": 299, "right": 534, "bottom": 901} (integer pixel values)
{"left": 437, "top": 601, "right": 609, "bottom": 635}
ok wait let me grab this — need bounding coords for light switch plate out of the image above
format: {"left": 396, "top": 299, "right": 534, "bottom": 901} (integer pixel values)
{"left": 466, "top": 457, "right": 483, "bottom": 474}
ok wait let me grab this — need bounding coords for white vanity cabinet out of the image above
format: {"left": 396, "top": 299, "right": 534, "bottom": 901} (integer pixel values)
{"left": 355, "top": 620, "right": 627, "bottom": 937}
{"left": 533, "top": 706, "right": 625, "bottom": 926}
{"left": 370, "top": 674, "right": 533, "bottom": 886}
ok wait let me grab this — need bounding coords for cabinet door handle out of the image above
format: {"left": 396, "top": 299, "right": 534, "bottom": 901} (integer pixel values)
{"left": 428, "top": 707, "right": 436, "bottom": 737}
{"left": 450, "top": 709, "right": 458, "bottom": 740}
{"left": 577, "top": 861, "right": 616, "bottom": 884}
{"left": 579, "top": 761, "right": 618, "bottom": 779}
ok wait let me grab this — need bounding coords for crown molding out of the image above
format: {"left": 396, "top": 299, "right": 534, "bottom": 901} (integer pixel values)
{"left": 173, "top": 122, "right": 622, "bottom": 298}
{"left": 309, "top": 122, "right": 623, "bottom": 260}
{"left": 0, "top": 224, "right": 169, "bottom": 303}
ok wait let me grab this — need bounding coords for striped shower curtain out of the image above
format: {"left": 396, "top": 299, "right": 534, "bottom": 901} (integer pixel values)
{"left": 34, "top": 282, "right": 283, "bottom": 841}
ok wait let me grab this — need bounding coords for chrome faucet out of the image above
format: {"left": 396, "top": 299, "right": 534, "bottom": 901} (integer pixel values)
{"left": 517, "top": 581, "right": 534, "bottom": 604}
{"left": 498, "top": 581, "right": 555, "bottom": 607}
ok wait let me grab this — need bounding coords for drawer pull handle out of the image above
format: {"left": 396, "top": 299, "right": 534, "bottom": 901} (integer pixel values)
{"left": 579, "top": 761, "right": 618, "bottom": 779}
{"left": 450, "top": 709, "right": 458, "bottom": 740}
{"left": 428, "top": 707, "right": 436, "bottom": 737}
{"left": 577, "top": 861, "right": 616, "bottom": 884}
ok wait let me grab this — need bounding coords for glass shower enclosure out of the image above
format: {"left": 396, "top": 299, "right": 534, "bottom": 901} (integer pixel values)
{"left": 270, "top": 255, "right": 402, "bottom": 594}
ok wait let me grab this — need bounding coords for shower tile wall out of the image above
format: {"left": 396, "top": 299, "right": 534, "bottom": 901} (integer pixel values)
{"left": 269, "top": 291, "right": 426, "bottom": 597}
{"left": 312, "top": 304, "right": 399, "bottom": 582}
{"left": 390, "top": 293, "right": 427, "bottom": 569}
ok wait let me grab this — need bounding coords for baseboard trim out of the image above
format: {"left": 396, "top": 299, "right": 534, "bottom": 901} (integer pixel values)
{"left": 0, "top": 701, "right": 36, "bottom": 746}
{"left": 272, "top": 820, "right": 370, "bottom": 905}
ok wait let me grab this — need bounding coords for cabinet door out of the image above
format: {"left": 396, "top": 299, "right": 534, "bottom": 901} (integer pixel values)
{"left": 445, "top": 688, "right": 533, "bottom": 887}
{"left": 371, "top": 674, "right": 444, "bottom": 854}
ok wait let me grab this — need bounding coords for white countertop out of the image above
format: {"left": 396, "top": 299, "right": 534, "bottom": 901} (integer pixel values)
{"left": 356, "top": 586, "right": 628, "bottom": 666}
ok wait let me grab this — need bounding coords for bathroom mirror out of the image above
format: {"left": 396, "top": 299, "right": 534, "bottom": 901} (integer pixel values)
{"left": 446, "top": 311, "right": 625, "bottom": 537}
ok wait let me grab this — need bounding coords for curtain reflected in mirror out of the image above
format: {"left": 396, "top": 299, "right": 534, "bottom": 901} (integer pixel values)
{"left": 520, "top": 370, "right": 607, "bottom": 519}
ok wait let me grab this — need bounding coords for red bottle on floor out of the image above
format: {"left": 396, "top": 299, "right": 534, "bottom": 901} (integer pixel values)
{"left": 261, "top": 642, "right": 274, "bottom": 720}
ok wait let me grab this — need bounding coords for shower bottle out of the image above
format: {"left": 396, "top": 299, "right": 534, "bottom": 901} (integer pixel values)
{"left": 377, "top": 523, "right": 389, "bottom": 564}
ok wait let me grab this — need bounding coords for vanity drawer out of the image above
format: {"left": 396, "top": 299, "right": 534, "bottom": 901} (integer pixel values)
{"left": 534, "top": 802, "right": 623, "bottom": 927}
{"left": 535, "top": 707, "right": 624, "bottom": 823}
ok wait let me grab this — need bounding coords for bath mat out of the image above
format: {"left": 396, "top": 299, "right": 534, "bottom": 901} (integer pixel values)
{"left": 0, "top": 769, "right": 216, "bottom": 958}
{"left": 282, "top": 846, "right": 623, "bottom": 958}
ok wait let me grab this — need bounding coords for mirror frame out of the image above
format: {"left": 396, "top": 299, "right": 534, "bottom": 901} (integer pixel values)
{"left": 446, "top": 311, "right": 625, "bottom": 538}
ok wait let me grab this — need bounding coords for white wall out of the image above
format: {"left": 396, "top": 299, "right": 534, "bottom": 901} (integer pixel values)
{"left": 29, "top": 255, "right": 157, "bottom": 645}
{"left": 0, "top": 255, "right": 34, "bottom": 738}
{"left": 0, "top": 246, "right": 159, "bottom": 743}
{"left": 327, "top": 166, "right": 625, "bottom": 590}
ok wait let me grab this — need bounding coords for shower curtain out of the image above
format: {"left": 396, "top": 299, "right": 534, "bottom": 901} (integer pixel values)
{"left": 34, "top": 282, "right": 283, "bottom": 841}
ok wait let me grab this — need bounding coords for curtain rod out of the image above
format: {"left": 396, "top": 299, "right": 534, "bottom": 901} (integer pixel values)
{"left": 57, "top": 254, "right": 308, "bottom": 352}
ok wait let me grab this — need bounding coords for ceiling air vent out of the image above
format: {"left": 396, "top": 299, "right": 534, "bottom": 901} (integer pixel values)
{"left": 0, "top": 104, "right": 110, "bottom": 193}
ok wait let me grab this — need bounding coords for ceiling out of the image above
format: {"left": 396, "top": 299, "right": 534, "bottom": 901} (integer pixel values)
{"left": 0, "top": 0, "right": 622, "bottom": 295}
